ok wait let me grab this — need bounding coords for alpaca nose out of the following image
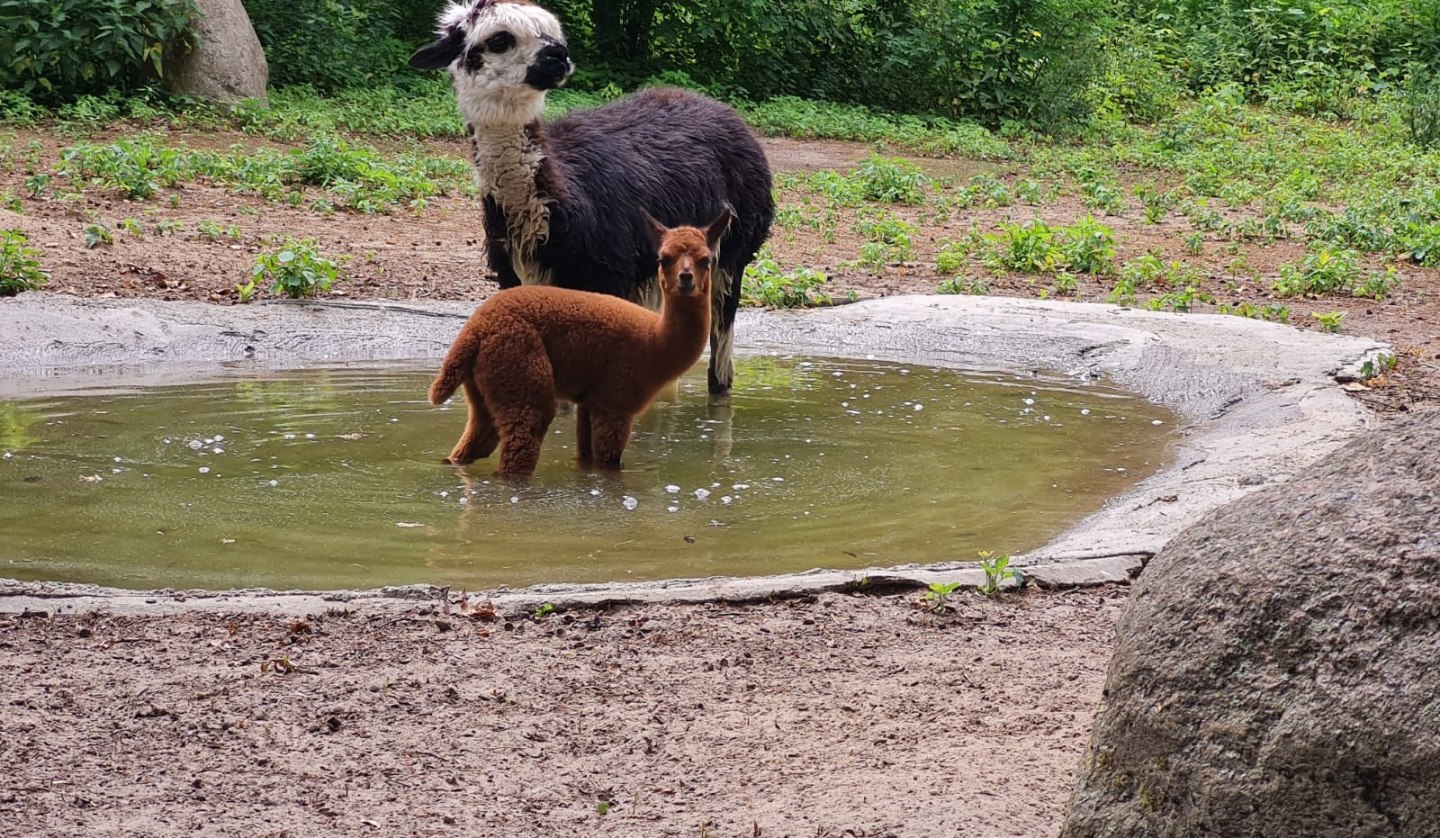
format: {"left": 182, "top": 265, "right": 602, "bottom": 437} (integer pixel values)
{"left": 526, "top": 42, "right": 573, "bottom": 90}
{"left": 679, "top": 271, "right": 695, "bottom": 293}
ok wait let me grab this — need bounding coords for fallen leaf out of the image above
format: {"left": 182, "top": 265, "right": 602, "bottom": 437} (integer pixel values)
{"left": 395, "top": 521, "right": 424, "bottom": 528}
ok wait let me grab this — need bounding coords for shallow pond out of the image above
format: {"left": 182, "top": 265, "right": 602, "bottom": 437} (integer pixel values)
{"left": 0, "top": 356, "right": 1176, "bottom": 590}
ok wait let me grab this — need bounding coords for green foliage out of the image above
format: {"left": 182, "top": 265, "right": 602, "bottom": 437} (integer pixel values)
{"left": 853, "top": 156, "right": 932, "bottom": 205}
{"left": 955, "top": 173, "right": 1011, "bottom": 209}
{"left": 922, "top": 581, "right": 963, "bottom": 613}
{"left": 1061, "top": 215, "right": 1117, "bottom": 275}
{"left": 983, "top": 219, "right": 1062, "bottom": 273}
{"left": 1116, "top": 0, "right": 1436, "bottom": 114}
{"left": 981, "top": 217, "right": 1116, "bottom": 275}
{"left": 742, "top": 249, "right": 832, "bottom": 308}
{"left": 1145, "top": 285, "right": 1214, "bottom": 313}
{"left": 58, "top": 134, "right": 182, "bottom": 200}
{"left": 254, "top": 238, "right": 340, "bottom": 299}
{"left": 1273, "top": 244, "right": 1363, "bottom": 296}
{"left": 1358, "top": 352, "right": 1398, "bottom": 380}
{"left": 977, "top": 550, "right": 1017, "bottom": 597}
{"left": 1312, "top": 311, "right": 1345, "bottom": 333}
{"left": 52, "top": 134, "right": 468, "bottom": 214}
{"left": 0, "top": 229, "right": 46, "bottom": 295}
{"left": 1406, "top": 66, "right": 1440, "bottom": 148}
{"left": 244, "top": 0, "right": 417, "bottom": 92}
{"left": 738, "top": 97, "right": 1009, "bottom": 157}
{"left": 560, "top": 0, "right": 1108, "bottom": 126}
{"left": 1216, "top": 301, "right": 1293, "bottom": 323}
{"left": 937, "top": 275, "right": 990, "bottom": 295}
{"left": 0, "top": 0, "right": 197, "bottom": 102}
{"left": 935, "top": 239, "right": 975, "bottom": 274}
{"left": 82, "top": 222, "right": 113, "bottom": 249}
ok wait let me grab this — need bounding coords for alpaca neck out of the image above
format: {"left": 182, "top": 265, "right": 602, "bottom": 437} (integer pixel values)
{"left": 467, "top": 120, "right": 556, "bottom": 263}
{"left": 654, "top": 293, "right": 712, "bottom": 379}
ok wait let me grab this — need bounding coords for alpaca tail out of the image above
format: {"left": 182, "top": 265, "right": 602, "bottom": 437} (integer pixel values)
{"left": 429, "top": 330, "right": 479, "bottom": 406}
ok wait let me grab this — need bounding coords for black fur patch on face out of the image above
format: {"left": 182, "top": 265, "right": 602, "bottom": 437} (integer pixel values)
{"left": 464, "top": 47, "right": 485, "bottom": 74}
{"left": 485, "top": 32, "right": 515, "bottom": 53}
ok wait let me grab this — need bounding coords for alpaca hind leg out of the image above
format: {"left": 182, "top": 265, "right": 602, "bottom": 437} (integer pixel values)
{"left": 444, "top": 379, "right": 500, "bottom": 465}
{"left": 587, "top": 410, "right": 635, "bottom": 470}
{"left": 575, "top": 405, "right": 593, "bottom": 464}
{"left": 492, "top": 397, "right": 556, "bottom": 478}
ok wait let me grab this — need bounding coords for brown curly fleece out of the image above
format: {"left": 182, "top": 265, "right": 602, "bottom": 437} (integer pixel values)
{"left": 429, "top": 209, "right": 733, "bottom": 477}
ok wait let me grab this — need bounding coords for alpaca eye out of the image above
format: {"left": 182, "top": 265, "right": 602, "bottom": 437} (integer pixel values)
{"left": 698, "top": 257, "right": 712, "bottom": 269}
{"left": 485, "top": 32, "right": 515, "bottom": 53}
{"left": 659, "top": 256, "right": 674, "bottom": 269}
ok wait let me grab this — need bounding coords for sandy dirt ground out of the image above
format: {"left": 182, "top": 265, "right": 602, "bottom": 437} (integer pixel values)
{"left": 1, "top": 588, "right": 1125, "bottom": 838}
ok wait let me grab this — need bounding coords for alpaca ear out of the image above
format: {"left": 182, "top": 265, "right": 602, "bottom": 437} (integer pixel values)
{"left": 705, "top": 203, "right": 735, "bottom": 250}
{"left": 640, "top": 210, "right": 667, "bottom": 253}
{"left": 409, "top": 28, "right": 466, "bottom": 70}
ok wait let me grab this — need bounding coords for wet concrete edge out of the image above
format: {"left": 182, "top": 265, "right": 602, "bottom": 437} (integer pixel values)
{"left": 0, "top": 293, "right": 1392, "bottom": 615}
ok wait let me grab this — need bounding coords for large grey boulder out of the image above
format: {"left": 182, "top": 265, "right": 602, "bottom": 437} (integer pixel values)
{"left": 1062, "top": 409, "right": 1440, "bottom": 837}
{"left": 167, "top": 0, "right": 268, "bottom": 103}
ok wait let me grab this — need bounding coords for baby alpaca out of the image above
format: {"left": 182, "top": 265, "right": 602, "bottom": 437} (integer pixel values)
{"left": 429, "top": 207, "right": 732, "bottom": 477}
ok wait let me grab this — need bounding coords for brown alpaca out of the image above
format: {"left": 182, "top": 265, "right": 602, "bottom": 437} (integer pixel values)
{"left": 429, "top": 207, "right": 732, "bottom": 477}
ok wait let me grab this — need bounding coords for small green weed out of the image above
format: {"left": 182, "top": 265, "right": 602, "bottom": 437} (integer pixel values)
{"left": 0, "top": 229, "right": 47, "bottom": 295}
{"left": 1358, "top": 352, "right": 1399, "bottom": 380}
{"left": 977, "top": 551, "right": 1018, "bottom": 597}
{"left": 533, "top": 602, "right": 556, "bottom": 619}
{"left": 1216, "top": 302, "right": 1292, "bottom": 324}
{"left": 922, "top": 581, "right": 962, "bottom": 613}
{"left": 1061, "top": 216, "right": 1117, "bottom": 275}
{"left": 852, "top": 155, "right": 932, "bottom": 204}
{"left": 1312, "top": 311, "right": 1345, "bottom": 333}
{"left": 742, "top": 249, "right": 831, "bottom": 308}
{"left": 197, "top": 219, "right": 243, "bottom": 242}
{"left": 82, "top": 223, "right": 113, "bottom": 249}
{"left": 937, "top": 276, "right": 990, "bottom": 295}
{"left": 1273, "top": 245, "right": 1363, "bottom": 297}
{"left": 1182, "top": 232, "right": 1205, "bottom": 255}
{"left": 253, "top": 238, "right": 340, "bottom": 298}
{"left": 235, "top": 278, "right": 258, "bottom": 303}
{"left": 982, "top": 219, "right": 1061, "bottom": 273}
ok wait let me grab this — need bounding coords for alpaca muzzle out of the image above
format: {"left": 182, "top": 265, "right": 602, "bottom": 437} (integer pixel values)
{"left": 678, "top": 271, "right": 696, "bottom": 295}
{"left": 525, "top": 42, "right": 573, "bottom": 90}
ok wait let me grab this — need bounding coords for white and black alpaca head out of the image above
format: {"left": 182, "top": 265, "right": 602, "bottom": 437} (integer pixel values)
{"left": 409, "top": 0, "right": 573, "bottom": 126}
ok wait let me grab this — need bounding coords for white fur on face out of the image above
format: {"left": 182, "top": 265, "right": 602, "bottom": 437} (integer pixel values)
{"left": 440, "top": 1, "right": 567, "bottom": 127}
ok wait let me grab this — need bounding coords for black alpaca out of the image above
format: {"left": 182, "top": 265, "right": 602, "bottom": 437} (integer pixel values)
{"left": 409, "top": 0, "right": 774, "bottom": 394}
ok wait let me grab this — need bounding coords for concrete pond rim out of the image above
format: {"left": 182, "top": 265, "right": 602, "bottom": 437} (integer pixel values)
{"left": 0, "top": 293, "right": 1391, "bottom": 615}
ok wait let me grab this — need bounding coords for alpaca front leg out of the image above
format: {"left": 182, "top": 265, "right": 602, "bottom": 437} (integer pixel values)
{"left": 587, "top": 410, "right": 634, "bottom": 470}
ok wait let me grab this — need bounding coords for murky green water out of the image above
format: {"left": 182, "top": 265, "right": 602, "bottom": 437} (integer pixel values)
{"left": 0, "top": 357, "right": 1176, "bottom": 590}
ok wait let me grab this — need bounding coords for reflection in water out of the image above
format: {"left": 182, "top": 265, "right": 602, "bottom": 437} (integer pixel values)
{"left": 0, "top": 357, "right": 1177, "bottom": 590}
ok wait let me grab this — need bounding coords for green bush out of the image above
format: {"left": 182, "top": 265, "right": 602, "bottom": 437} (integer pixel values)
{"left": 0, "top": 229, "right": 47, "bottom": 296}
{"left": 254, "top": 238, "right": 341, "bottom": 298}
{"left": 0, "top": 0, "right": 197, "bottom": 101}
{"left": 549, "top": 0, "right": 1108, "bottom": 126}
{"left": 243, "top": 0, "right": 417, "bottom": 91}
{"left": 1116, "top": 0, "right": 1440, "bottom": 111}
